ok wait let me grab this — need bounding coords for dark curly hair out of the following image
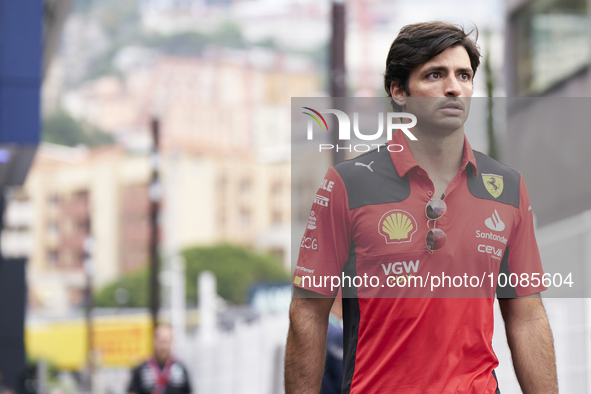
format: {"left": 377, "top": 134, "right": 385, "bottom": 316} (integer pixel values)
{"left": 384, "top": 22, "right": 481, "bottom": 97}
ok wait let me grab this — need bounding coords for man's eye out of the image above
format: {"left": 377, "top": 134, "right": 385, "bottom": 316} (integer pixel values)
{"left": 427, "top": 72, "right": 440, "bottom": 79}
{"left": 460, "top": 73, "right": 471, "bottom": 80}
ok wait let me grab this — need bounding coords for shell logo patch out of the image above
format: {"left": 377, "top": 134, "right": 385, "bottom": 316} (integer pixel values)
{"left": 378, "top": 210, "right": 417, "bottom": 244}
{"left": 482, "top": 173, "right": 504, "bottom": 198}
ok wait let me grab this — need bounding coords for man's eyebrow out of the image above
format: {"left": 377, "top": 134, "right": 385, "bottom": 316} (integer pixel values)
{"left": 422, "top": 66, "right": 473, "bottom": 75}
{"left": 456, "top": 67, "right": 474, "bottom": 75}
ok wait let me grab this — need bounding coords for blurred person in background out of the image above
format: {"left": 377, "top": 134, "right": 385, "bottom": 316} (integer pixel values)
{"left": 0, "top": 368, "right": 6, "bottom": 394}
{"left": 0, "top": 367, "right": 14, "bottom": 394}
{"left": 128, "top": 324, "right": 193, "bottom": 394}
{"left": 320, "top": 297, "right": 343, "bottom": 394}
{"left": 285, "top": 22, "right": 557, "bottom": 393}
{"left": 0, "top": 368, "right": 5, "bottom": 394}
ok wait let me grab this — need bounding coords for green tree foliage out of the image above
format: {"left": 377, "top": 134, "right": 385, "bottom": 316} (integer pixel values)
{"left": 43, "top": 112, "right": 115, "bottom": 147}
{"left": 91, "top": 0, "right": 140, "bottom": 39}
{"left": 95, "top": 244, "right": 289, "bottom": 307}
{"left": 147, "top": 32, "right": 211, "bottom": 57}
{"left": 183, "top": 244, "right": 289, "bottom": 305}
{"left": 94, "top": 267, "right": 150, "bottom": 308}
{"left": 73, "top": 0, "right": 140, "bottom": 39}
{"left": 141, "top": 21, "right": 246, "bottom": 57}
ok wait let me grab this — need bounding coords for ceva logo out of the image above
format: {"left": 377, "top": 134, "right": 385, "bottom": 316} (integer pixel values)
{"left": 302, "top": 107, "right": 418, "bottom": 141}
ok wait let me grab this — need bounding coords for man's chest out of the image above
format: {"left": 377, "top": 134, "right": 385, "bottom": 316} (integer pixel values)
{"left": 138, "top": 363, "right": 187, "bottom": 394}
{"left": 347, "top": 189, "right": 516, "bottom": 296}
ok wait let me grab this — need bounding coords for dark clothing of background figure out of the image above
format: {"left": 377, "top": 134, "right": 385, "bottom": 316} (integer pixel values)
{"left": 320, "top": 317, "right": 344, "bottom": 394}
{"left": 128, "top": 359, "right": 192, "bottom": 394}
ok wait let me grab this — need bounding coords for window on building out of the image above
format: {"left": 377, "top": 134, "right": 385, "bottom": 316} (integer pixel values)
{"left": 78, "top": 252, "right": 87, "bottom": 268}
{"left": 47, "top": 222, "right": 59, "bottom": 236}
{"left": 218, "top": 212, "right": 227, "bottom": 227}
{"left": 239, "top": 208, "right": 251, "bottom": 227}
{"left": 79, "top": 219, "right": 90, "bottom": 233}
{"left": 272, "top": 210, "right": 282, "bottom": 225}
{"left": 513, "top": 0, "right": 589, "bottom": 94}
{"left": 217, "top": 176, "right": 228, "bottom": 193}
{"left": 75, "top": 190, "right": 89, "bottom": 201}
{"left": 47, "top": 250, "right": 59, "bottom": 266}
{"left": 271, "top": 181, "right": 282, "bottom": 196}
{"left": 239, "top": 179, "right": 251, "bottom": 195}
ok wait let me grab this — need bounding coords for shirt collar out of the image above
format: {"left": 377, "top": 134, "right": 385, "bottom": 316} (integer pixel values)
{"left": 388, "top": 130, "right": 478, "bottom": 178}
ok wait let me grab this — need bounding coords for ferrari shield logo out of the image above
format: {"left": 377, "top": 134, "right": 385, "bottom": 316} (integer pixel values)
{"left": 482, "top": 174, "right": 504, "bottom": 198}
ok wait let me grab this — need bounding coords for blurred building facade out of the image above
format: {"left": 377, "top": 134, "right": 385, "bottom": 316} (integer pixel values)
{"left": 61, "top": 51, "right": 317, "bottom": 148}
{"left": 497, "top": 1, "right": 591, "bottom": 393}
{"left": 504, "top": 0, "right": 591, "bottom": 227}
{"left": 17, "top": 142, "right": 292, "bottom": 312}
{"left": 24, "top": 46, "right": 319, "bottom": 312}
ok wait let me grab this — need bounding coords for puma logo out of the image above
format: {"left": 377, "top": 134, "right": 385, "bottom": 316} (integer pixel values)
{"left": 355, "top": 161, "right": 374, "bottom": 172}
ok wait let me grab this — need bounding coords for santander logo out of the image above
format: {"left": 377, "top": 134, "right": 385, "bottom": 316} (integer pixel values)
{"left": 485, "top": 209, "right": 505, "bottom": 232}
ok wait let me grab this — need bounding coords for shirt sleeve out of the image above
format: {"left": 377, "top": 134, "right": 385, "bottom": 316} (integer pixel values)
{"left": 127, "top": 365, "right": 142, "bottom": 394}
{"left": 505, "top": 175, "right": 548, "bottom": 297}
{"left": 292, "top": 166, "right": 351, "bottom": 296}
{"left": 183, "top": 364, "right": 193, "bottom": 393}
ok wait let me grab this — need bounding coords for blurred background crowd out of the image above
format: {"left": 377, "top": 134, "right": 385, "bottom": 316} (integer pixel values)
{"left": 1, "top": 0, "right": 591, "bottom": 393}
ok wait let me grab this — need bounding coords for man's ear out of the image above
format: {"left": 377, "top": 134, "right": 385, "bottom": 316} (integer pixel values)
{"left": 390, "top": 82, "right": 407, "bottom": 107}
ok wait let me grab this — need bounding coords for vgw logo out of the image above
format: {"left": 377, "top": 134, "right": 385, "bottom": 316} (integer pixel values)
{"left": 302, "top": 107, "right": 418, "bottom": 153}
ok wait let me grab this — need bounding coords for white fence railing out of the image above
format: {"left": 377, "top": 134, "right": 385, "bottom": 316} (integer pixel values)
{"left": 188, "top": 313, "right": 289, "bottom": 394}
{"left": 493, "top": 210, "right": 591, "bottom": 393}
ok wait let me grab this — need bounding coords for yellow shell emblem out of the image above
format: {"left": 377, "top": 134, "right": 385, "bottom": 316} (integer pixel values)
{"left": 378, "top": 210, "right": 417, "bottom": 244}
{"left": 482, "top": 173, "right": 504, "bottom": 198}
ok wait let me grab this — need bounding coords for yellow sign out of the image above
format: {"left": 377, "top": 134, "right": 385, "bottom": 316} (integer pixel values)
{"left": 26, "top": 314, "right": 153, "bottom": 370}
{"left": 379, "top": 210, "right": 417, "bottom": 244}
{"left": 482, "top": 174, "right": 504, "bottom": 198}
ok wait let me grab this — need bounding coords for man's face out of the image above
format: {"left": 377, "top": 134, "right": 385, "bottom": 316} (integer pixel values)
{"left": 154, "top": 326, "right": 173, "bottom": 362}
{"left": 391, "top": 45, "right": 473, "bottom": 133}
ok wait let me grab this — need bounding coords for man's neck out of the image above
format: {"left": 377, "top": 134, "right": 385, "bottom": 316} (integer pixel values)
{"left": 155, "top": 355, "right": 170, "bottom": 367}
{"left": 402, "top": 127, "right": 465, "bottom": 196}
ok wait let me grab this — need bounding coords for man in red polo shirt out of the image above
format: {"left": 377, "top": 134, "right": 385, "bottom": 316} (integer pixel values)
{"left": 285, "top": 22, "right": 558, "bottom": 393}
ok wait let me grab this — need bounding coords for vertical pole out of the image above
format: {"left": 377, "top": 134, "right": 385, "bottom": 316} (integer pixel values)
{"left": 330, "top": 0, "right": 347, "bottom": 165}
{"left": 484, "top": 29, "right": 498, "bottom": 161}
{"left": 165, "top": 149, "right": 186, "bottom": 360}
{"left": 83, "top": 226, "right": 94, "bottom": 392}
{"left": 170, "top": 256, "right": 186, "bottom": 360}
{"left": 149, "top": 118, "right": 161, "bottom": 330}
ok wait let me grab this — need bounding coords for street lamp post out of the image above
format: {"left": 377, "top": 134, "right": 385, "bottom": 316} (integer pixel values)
{"left": 330, "top": 0, "right": 347, "bottom": 165}
{"left": 83, "top": 232, "right": 95, "bottom": 393}
{"left": 149, "top": 118, "right": 161, "bottom": 330}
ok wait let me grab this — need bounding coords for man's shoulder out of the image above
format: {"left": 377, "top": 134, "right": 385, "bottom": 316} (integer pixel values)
{"left": 469, "top": 150, "right": 522, "bottom": 208}
{"left": 472, "top": 150, "right": 521, "bottom": 180}
{"left": 172, "top": 359, "right": 190, "bottom": 372}
{"left": 132, "top": 360, "right": 149, "bottom": 370}
{"left": 130, "top": 361, "right": 149, "bottom": 376}
{"left": 332, "top": 146, "right": 410, "bottom": 210}
{"left": 333, "top": 146, "right": 393, "bottom": 179}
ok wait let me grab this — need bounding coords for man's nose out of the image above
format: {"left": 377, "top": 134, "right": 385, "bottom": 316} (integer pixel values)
{"left": 444, "top": 76, "right": 462, "bottom": 97}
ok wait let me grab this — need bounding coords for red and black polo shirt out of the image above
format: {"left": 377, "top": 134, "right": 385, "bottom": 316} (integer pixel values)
{"left": 293, "top": 130, "right": 546, "bottom": 393}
